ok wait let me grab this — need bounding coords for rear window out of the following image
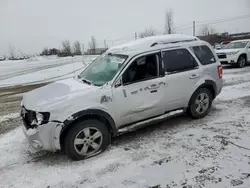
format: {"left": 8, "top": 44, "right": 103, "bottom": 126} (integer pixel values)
{"left": 190, "top": 45, "right": 216, "bottom": 65}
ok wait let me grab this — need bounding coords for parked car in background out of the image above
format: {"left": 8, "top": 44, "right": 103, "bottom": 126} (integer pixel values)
{"left": 20, "top": 34, "right": 223, "bottom": 160}
{"left": 220, "top": 40, "right": 231, "bottom": 48}
{"left": 214, "top": 43, "right": 222, "bottom": 50}
{"left": 215, "top": 39, "right": 250, "bottom": 68}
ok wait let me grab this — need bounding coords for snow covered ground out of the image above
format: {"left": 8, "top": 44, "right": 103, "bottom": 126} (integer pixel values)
{"left": 0, "top": 55, "right": 97, "bottom": 87}
{"left": 1, "top": 66, "right": 250, "bottom": 187}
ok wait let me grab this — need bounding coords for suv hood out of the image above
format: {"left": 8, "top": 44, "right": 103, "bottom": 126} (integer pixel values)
{"left": 215, "top": 49, "right": 241, "bottom": 54}
{"left": 22, "top": 78, "right": 99, "bottom": 112}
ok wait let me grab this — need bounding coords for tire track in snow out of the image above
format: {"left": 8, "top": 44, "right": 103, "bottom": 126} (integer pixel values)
{"left": 1, "top": 66, "right": 250, "bottom": 187}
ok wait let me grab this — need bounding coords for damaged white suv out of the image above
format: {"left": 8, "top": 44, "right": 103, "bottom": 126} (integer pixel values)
{"left": 21, "top": 34, "right": 223, "bottom": 160}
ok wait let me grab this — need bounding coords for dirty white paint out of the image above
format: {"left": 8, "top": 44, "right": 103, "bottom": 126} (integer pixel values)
{"left": 26, "top": 128, "right": 37, "bottom": 136}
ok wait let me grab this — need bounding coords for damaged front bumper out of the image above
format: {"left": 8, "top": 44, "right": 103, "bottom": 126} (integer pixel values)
{"left": 22, "top": 121, "right": 63, "bottom": 152}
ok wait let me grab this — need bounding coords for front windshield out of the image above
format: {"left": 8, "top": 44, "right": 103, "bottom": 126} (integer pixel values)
{"left": 223, "top": 41, "right": 248, "bottom": 49}
{"left": 78, "top": 53, "right": 127, "bottom": 86}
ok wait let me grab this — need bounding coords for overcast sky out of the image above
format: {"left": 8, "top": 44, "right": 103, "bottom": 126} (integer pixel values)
{"left": 0, "top": 0, "right": 250, "bottom": 56}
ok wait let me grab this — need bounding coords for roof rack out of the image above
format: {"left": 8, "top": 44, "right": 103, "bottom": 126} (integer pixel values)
{"left": 150, "top": 38, "right": 198, "bottom": 47}
{"left": 107, "top": 34, "right": 199, "bottom": 53}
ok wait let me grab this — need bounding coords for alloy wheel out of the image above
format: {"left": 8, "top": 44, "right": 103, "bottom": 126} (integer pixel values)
{"left": 195, "top": 93, "right": 210, "bottom": 115}
{"left": 73, "top": 127, "right": 103, "bottom": 156}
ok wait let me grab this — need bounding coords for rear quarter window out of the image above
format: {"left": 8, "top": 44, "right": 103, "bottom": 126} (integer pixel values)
{"left": 190, "top": 45, "right": 216, "bottom": 65}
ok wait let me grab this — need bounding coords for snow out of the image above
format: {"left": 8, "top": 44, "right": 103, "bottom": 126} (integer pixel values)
{"left": 108, "top": 34, "right": 199, "bottom": 53}
{"left": 0, "top": 62, "right": 84, "bottom": 87}
{"left": 0, "top": 55, "right": 97, "bottom": 88}
{"left": 1, "top": 65, "right": 250, "bottom": 187}
{"left": 0, "top": 113, "right": 19, "bottom": 123}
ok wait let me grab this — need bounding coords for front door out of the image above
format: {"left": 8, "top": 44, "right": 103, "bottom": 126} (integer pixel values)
{"left": 112, "top": 52, "right": 166, "bottom": 127}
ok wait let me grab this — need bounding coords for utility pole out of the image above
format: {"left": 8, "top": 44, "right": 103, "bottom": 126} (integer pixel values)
{"left": 193, "top": 21, "right": 196, "bottom": 36}
{"left": 104, "top": 39, "right": 107, "bottom": 49}
{"left": 134, "top": 32, "right": 137, "bottom": 40}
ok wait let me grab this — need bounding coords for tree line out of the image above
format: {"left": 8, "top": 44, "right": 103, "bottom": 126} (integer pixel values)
{"left": 41, "top": 9, "right": 219, "bottom": 57}
{"left": 41, "top": 36, "right": 98, "bottom": 57}
{"left": 41, "top": 40, "right": 83, "bottom": 57}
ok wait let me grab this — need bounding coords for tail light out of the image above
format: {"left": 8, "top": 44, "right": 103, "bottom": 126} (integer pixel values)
{"left": 217, "top": 65, "right": 223, "bottom": 79}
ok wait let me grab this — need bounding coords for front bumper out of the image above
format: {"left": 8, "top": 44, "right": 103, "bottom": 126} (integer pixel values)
{"left": 219, "top": 55, "right": 238, "bottom": 64}
{"left": 22, "top": 120, "right": 63, "bottom": 152}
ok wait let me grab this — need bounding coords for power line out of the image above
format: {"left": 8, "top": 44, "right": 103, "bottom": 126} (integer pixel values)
{"left": 196, "top": 15, "right": 250, "bottom": 27}
{"left": 195, "top": 14, "right": 250, "bottom": 24}
{"left": 176, "top": 14, "right": 250, "bottom": 31}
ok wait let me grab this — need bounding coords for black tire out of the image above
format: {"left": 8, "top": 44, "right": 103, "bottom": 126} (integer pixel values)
{"left": 64, "top": 119, "right": 111, "bottom": 161}
{"left": 187, "top": 88, "right": 213, "bottom": 119}
{"left": 237, "top": 55, "right": 246, "bottom": 68}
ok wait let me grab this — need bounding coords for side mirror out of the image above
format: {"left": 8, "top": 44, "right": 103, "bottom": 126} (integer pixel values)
{"left": 114, "top": 77, "right": 122, "bottom": 88}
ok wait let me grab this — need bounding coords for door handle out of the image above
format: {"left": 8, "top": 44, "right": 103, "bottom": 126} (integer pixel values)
{"left": 150, "top": 90, "right": 158, "bottom": 93}
{"left": 189, "top": 74, "right": 200, "bottom": 79}
{"left": 148, "top": 84, "right": 160, "bottom": 90}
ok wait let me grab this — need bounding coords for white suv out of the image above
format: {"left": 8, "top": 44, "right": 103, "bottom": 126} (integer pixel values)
{"left": 216, "top": 39, "right": 250, "bottom": 68}
{"left": 20, "top": 34, "right": 223, "bottom": 160}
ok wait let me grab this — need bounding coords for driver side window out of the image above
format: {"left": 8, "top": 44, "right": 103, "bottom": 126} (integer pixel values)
{"left": 122, "top": 53, "right": 159, "bottom": 85}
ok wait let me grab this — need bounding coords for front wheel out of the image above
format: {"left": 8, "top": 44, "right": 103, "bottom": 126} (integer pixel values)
{"left": 188, "top": 88, "right": 213, "bottom": 119}
{"left": 64, "top": 119, "right": 111, "bottom": 161}
{"left": 237, "top": 55, "right": 246, "bottom": 68}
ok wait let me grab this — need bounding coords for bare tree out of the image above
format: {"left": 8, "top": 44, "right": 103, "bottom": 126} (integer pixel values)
{"left": 164, "top": 9, "right": 175, "bottom": 34}
{"left": 73, "top": 41, "right": 82, "bottom": 55}
{"left": 200, "top": 24, "right": 217, "bottom": 36}
{"left": 88, "top": 36, "right": 97, "bottom": 55}
{"left": 209, "top": 26, "right": 217, "bottom": 35}
{"left": 81, "top": 43, "right": 85, "bottom": 55}
{"left": 61, "top": 40, "right": 72, "bottom": 56}
{"left": 200, "top": 24, "right": 210, "bottom": 36}
{"left": 139, "top": 27, "right": 156, "bottom": 38}
{"left": 9, "top": 43, "right": 16, "bottom": 59}
{"left": 41, "top": 48, "right": 49, "bottom": 56}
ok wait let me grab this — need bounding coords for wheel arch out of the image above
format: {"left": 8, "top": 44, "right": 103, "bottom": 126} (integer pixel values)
{"left": 238, "top": 53, "right": 247, "bottom": 60}
{"left": 60, "top": 109, "right": 117, "bottom": 149}
{"left": 188, "top": 80, "right": 216, "bottom": 107}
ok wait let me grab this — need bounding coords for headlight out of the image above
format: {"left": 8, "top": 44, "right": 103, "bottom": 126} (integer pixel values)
{"left": 227, "top": 51, "right": 239, "bottom": 55}
{"left": 36, "top": 112, "right": 44, "bottom": 125}
{"left": 35, "top": 112, "right": 50, "bottom": 125}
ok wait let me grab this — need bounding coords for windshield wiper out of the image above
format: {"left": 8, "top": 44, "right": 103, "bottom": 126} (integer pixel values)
{"left": 81, "top": 78, "right": 92, "bottom": 85}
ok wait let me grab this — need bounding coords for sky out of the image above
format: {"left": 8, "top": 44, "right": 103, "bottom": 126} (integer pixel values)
{"left": 0, "top": 0, "right": 250, "bottom": 56}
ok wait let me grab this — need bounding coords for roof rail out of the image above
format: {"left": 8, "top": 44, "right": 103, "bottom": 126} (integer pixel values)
{"left": 150, "top": 38, "right": 198, "bottom": 47}
{"left": 107, "top": 34, "right": 199, "bottom": 53}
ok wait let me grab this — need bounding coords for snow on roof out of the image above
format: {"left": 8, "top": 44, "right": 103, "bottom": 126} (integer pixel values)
{"left": 107, "top": 34, "right": 199, "bottom": 54}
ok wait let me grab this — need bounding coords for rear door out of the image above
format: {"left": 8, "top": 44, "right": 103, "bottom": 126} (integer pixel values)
{"left": 161, "top": 48, "right": 202, "bottom": 111}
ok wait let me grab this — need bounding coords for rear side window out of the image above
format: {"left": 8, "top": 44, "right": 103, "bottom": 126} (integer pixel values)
{"left": 190, "top": 45, "right": 216, "bottom": 65}
{"left": 162, "top": 49, "right": 198, "bottom": 73}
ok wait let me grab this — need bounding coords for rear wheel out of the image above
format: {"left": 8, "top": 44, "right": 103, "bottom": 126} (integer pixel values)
{"left": 64, "top": 119, "right": 111, "bottom": 161}
{"left": 188, "top": 88, "right": 213, "bottom": 119}
{"left": 237, "top": 55, "right": 246, "bottom": 68}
